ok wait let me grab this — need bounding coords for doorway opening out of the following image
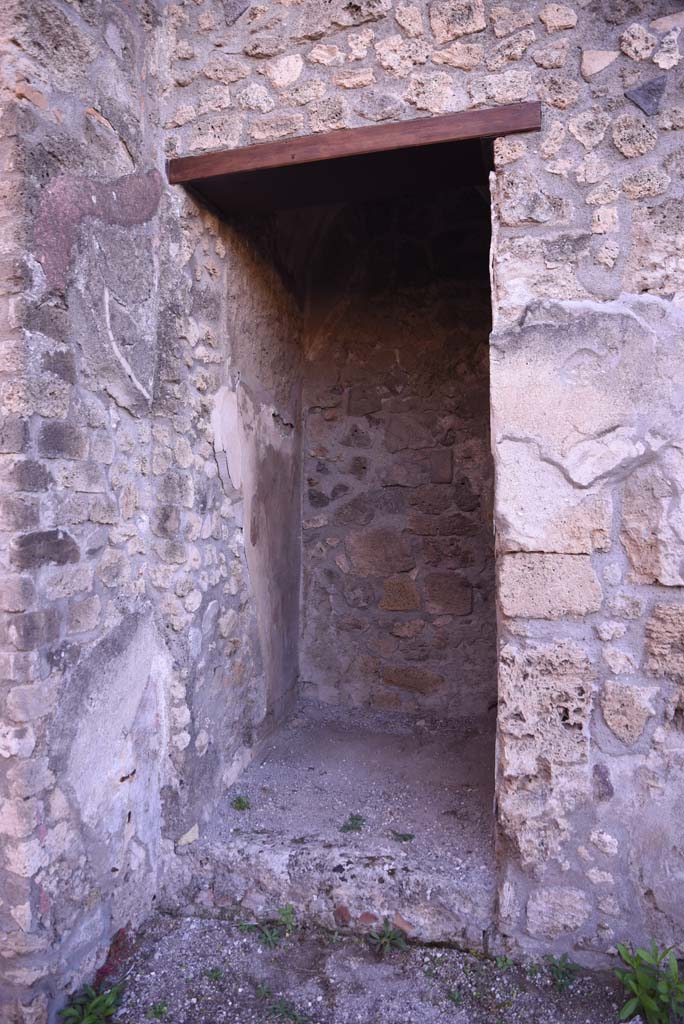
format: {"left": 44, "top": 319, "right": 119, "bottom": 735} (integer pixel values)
{"left": 168, "top": 107, "right": 540, "bottom": 942}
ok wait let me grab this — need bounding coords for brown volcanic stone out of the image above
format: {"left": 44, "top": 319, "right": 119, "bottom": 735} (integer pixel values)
{"left": 346, "top": 529, "right": 415, "bottom": 576}
{"left": 382, "top": 663, "right": 445, "bottom": 693}
{"left": 379, "top": 574, "right": 420, "bottom": 610}
{"left": 424, "top": 572, "right": 472, "bottom": 614}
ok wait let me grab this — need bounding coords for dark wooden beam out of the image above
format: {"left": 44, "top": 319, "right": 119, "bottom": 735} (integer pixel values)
{"left": 167, "top": 102, "right": 541, "bottom": 186}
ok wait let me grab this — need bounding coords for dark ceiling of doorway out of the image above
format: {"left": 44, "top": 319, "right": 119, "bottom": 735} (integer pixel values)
{"left": 167, "top": 101, "right": 541, "bottom": 215}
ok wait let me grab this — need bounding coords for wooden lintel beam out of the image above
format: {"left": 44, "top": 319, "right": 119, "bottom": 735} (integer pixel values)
{"left": 167, "top": 101, "right": 541, "bottom": 186}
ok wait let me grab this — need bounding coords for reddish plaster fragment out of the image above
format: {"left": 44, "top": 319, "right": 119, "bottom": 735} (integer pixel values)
{"left": 35, "top": 168, "right": 163, "bottom": 290}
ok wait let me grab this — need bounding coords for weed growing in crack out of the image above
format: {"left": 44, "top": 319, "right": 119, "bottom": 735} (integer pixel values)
{"left": 368, "top": 918, "right": 409, "bottom": 957}
{"left": 390, "top": 830, "right": 415, "bottom": 843}
{"left": 615, "top": 940, "right": 684, "bottom": 1023}
{"left": 340, "top": 813, "right": 365, "bottom": 833}
{"left": 59, "top": 985, "right": 123, "bottom": 1023}
{"left": 231, "top": 795, "right": 251, "bottom": 811}
{"left": 268, "top": 996, "right": 308, "bottom": 1022}
{"left": 204, "top": 967, "right": 224, "bottom": 983}
{"left": 278, "top": 904, "right": 297, "bottom": 934}
{"left": 446, "top": 987, "right": 463, "bottom": 1006}
{"left": 546, "top": 953, "right": 581, "bottom": 993}
{"left": 146, "top": 1003, "right": 168, "bottom": 1020}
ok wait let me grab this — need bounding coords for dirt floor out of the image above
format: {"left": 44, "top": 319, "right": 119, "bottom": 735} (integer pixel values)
{"left": 175, "top": 703, "right": 497, "bottom": 945}
{"left": 107, "top": 911, "right": 624, "bottom": 1024}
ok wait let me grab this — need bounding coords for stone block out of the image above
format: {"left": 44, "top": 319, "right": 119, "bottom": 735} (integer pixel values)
{"left": 499, "top": 553, "right": 601, "bottom": 619}
{"left": 424, "top": 572, "right": 472, "bottom": 615}
{"left": 382, "top": 664, "right": 444, "bottom": 693}
{"left": 601, "top": 682, "right": 656, "bottom": 745}
{"left": 10, "top": 530, "right": 80, "bottom": 570}
{"left": 527, "top": 887, "right": 591, "bottom": 938}
{"left": 37, "top": 421, "right": 87, "bottom": 459}
{"left": 429, "top": 0, "right": 486, "bottom": 43}
{"left": 0, "top": 576, "right": 35, "bottom": 613}
{"left": 346, "top": 529, "right": 415, "bottom": 576}
{"left": 379, "top": 574, "right": 420, "bottom": 610}
{"left": 646, "top": 605, "right": 684, "bottom": 678}
{"left": 498, "top": 641, "right": 594, "bottom": 778}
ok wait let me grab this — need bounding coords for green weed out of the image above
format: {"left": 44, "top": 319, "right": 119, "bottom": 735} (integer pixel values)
{"left": 204, "top": 966, "right": 224, "bottom": 983}
{"left": 268, "top": 996, "right": 308, "bottom": 1022}
{"left": 59, "top": 986, "right": 123, "bottom": 1024}
{"left": 546, "top": 953, "right": 581, "bottom": 993}
{"left": 616, "top": 940, "right": 684, "bottom": 1023}
{"left": 146, "top": 1003, "right": 168, "bottom": 1020}
{"left": 340, "top": 813, "right": 365, "bottom": 833}
{"left": 231, "top": 795, "right": 251, "bottom": 811}
{"left": 368, "top": 918, "right": 409, "bottom": 957}
{"left": 390, "top": 830, "right": 415, "bottom": 843}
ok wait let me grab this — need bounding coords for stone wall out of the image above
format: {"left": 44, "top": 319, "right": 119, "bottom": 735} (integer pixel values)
{"left": 2, "top": 0, "right": 684, "bottom": 1019}
{"left": 298, "top": 191, "right": 496, "bottom": 719}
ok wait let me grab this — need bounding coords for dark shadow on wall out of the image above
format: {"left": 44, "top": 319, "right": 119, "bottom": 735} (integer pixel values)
{"left": 236, "top": 186, "right": 496, "bottom": 725}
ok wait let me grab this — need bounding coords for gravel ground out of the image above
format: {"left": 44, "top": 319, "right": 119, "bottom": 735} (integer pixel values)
{"left": 101, "top": 911, "right": 625, "bottom": 1024}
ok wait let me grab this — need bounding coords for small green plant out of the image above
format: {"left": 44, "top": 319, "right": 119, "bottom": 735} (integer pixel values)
{"left": 446, "top": 987, "right": 463, "bottom": 1006}
{"left": 278, "top": 904, "right": 297, "bottom": 934}
{"left": 256, "top": 983, "right": 273, "bottom": 1000}
{"left": 258, "top": 924, "right": 282, "bottom": 949}
{"left": 390, "top": 830, "right": 415, "bottom": 843}
{"left": 268, "top": 996, "right": 308, "bottom": 1022}
{"left": 340, "top": 813, "right": 365, "bottom": 833}
{"left": 496, "top": 955, "right": 514, "bottom": 971}
{"left": 616, "top": 940, "right": 684, "bottom": 1023}
{"left": 204, "top": 966, "right": 224, "bottom": 983}
{"left": 231, "top": 795, "right": 251, "bottom": 811}
{"left": 146, "top": 1003, "right": 169, "bottom": 1020}
{"left": 59, "top": 986, "right": 123, "bottom": 1024}
{"left": 368, "top": 918, "right": 409, "bottom": 956}
{"left": 547, "top": 953, "right": 581, "bottom": 993}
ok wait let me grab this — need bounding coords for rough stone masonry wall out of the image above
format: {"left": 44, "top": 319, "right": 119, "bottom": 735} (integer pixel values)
{"left": 3, "top": 0, "right": 684, "bottom": 1019}
{"left": 298, "top": 192, "right": 496, "bottom": 720}
{"left": 0, "top": 2, "right": 303, "bottom": 1021}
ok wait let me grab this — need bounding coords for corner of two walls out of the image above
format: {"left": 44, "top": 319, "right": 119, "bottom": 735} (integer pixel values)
{"left": 0, "top": 3, "right": 303, "bottom": 1020}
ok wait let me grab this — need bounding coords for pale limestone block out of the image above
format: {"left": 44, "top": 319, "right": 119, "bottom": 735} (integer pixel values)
{"left": 429, "top": 0, "right": 486, "bottom": 43}
{"left": 601, "top": 682, "right": 656, "bottom": 744}
{"left": 499, "top": 553, "right": 602, "bottom": 618}
{"left": 568, "top": 109, "right": 610, "bottom": 149}
{"left": 612, "top": 113, "right": 658, "bottom": 157}
{"left": 581, "top": 49, "right": 618, "bottom": 79}
{"left": 469, "top": 68, "right": 533, "bottom": 105}
{"left": 620, "top": 23, "right": 657, "bottom": 61}
{"left": 432, "top": 41, "right": 483, "bottom": 69}
{"left": 491, "top": 5, "right": 534, "bottom": 38}
{"left": 622, "top": 166, "right": 670, "bottom": 198}
{"left": 651, "top": 12, "right": 684, "bottom": 31}
{"left": 539, "top": 4, "right": 577, "bottom": 33}
{"left": 590, "top": 829, "right": 619, "bottom": 856}
{"left": 591, "top": 207, "right": 618, "bottom": 234}
{"left": 499, "top": 641, "right": 594, "bottom": 776}
{"left": 263, "top": 54, "right": 303, "bottom": 88}
{"left": 602, "top": 645, "right": 637, "bottom": 675}
{"left": 308, "top": 44, "right": 345, "bottom": 66}
{"left": 395, "top": 2, "right": 424, "bottom": 36}
{"left": 621, "top": 456, "right": 684, "bottom": 586}
{"left": 405, "top": 71, "right": 455, "bottom": 113}
{"left": 495, "top": 439, "right": 612, "bottom": 554}
{"left": 646, "top": 604, "right": 684, "bottom": 678}
{"left": 654, "top": 28, "right": 680, "bottom": 70}
{"left": 527, "top": 886, "right": 591, "bottom": 937}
